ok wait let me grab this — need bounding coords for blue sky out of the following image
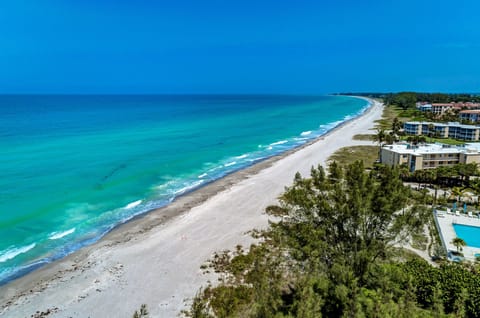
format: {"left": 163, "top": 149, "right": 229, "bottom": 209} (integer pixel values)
{"left": 0, "top": 0, "right": 479, "bottom": 94}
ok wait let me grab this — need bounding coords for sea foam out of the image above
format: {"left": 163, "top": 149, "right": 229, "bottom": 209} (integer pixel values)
{"left": 124, "top": 200, "right": 142, "bottom": 209}
{"left": 0, "top": 243, "right": 36, "bottom": 263}
{"left": 300, "top": 130, "right": 312, "bottom": 136}
{"left": 270, "top": 140, "right": 288, "bottom": 146}
{"left": 48, "top": 228, "right": 76, "bottom": 240}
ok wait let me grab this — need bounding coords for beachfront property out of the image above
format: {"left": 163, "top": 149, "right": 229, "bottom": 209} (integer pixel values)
{"left": 427, "top": 102, "right": 480, "bottom": 115}
{"left": 434, "top": 209, "right": 480, "bottom": 262}
{"left": 416, "top": 103, "right": 432, "bottom": 112}
{"left": 381, "top": 142, "right": 480, "bottom": 171}
{"left": 431, "top": 103, "right": 462, "bottom": 115}
{"left": 403, "top": 121, "right": 480, "bottom": 141}
{"left": 459, "top": 109, "right": 480, "bottom": 123}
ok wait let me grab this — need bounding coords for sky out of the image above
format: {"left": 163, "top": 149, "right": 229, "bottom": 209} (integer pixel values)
{"left": 0, "top": 0, "right": 479, "bottom": 94}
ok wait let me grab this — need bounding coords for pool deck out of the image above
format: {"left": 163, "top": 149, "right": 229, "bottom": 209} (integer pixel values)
{"left": 434, "top": 209, "right": 480, "bottom": 261}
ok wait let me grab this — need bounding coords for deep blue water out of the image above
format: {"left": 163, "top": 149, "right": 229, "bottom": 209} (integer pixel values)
{"left": 0, "top": 94, "right": 368, "bottom": 284}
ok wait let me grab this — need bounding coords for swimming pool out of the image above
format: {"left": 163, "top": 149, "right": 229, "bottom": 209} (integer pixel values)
{"left": 453, "top": 224, "right": 480, "bottom": 248}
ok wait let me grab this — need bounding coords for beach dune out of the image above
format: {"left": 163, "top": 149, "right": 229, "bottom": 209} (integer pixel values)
{"left": 0, "top": 99, "right": 383, "bottom": 318}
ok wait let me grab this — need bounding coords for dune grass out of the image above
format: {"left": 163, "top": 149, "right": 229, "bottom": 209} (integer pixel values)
{"left": 328, "top": 145, "right": 378, "bottom": 168}
{"left": 373, "top": 105, "right": 422, "bottom": 130}
{"left": 352, "top": 134, "right": 374, "bottom": 141}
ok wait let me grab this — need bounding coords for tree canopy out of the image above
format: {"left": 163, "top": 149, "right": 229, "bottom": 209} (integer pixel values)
{"left": 183, "top": 162, "right": 480, "bottom": 318}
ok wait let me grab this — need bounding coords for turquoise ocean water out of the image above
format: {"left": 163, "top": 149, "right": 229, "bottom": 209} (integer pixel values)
{"left": 0, "top": 95, "right": 368, "bottom": 284}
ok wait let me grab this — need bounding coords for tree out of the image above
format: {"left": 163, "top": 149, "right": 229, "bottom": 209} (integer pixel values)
{"left": 392, "top": 117, "right": 402, "bottom": 136}
{"left": 406, "top": 135, "right": 426, "bottom": 146}
{"left": 451, "top": 237, "right": 466, "bottom": 253}
{"left": 185, "top": 160, "right": 480, "bottom": 317}
{"left": 385, "top": 132, "right": 395, "bottom": 145}
{"left": 456, "top": 163, "right": 478, "bottom": 185}
{"left": 278, "top": 162, "right": 409, "bottom": 280}
{"left": 393, "top": 92, "right": 417, "bottom": 110}
{"left": 427, "top": 123, "right": 435, "bottom": 142}
{"left": 468, "top": 178, "right": 480, "bottom": 206}
{"left": 449, "top": 187, "right": 470, "bottom": 207}
{"left": 373, "top": 129, "right": 386, "bottom": 158}
{"left": 374, "top": 128, "right": 386, "bottom": 146}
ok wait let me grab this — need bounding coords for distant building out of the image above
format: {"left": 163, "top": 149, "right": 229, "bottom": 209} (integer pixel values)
{"left": 381, "top": 143, "right": 480, "bottom": 171}
{"left": 403, "top": 121, "right": 480, "bottom": 141}
{"left": 417, "top": 103, "right": 432, "bottom": 112}
{"left": 459, "top": 109, "right": 480, "bottom": 123}
{"left": 417, "top": 102, "right": 480, "bottom": 115}
{"left": 431, "top": 103, "right": 462, "bottom": 115}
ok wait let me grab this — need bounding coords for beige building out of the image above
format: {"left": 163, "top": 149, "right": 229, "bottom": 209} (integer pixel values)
{"left": 429, "top": 102, "right": 480, "bottom": 115}
{"left": 381, "top": 142, "right": 480, "bottom": 171}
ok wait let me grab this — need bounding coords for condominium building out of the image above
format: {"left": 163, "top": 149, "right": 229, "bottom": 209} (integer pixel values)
{"left": 416, "top": 103, "right": 432, "bottom": 112}
{"left": 431, "top": 103, "right": 462, "bottom": 115}
{"left": 459, "top": 109, "right": 480, "bottom": 123}
{"left": 403, "top": 121, "right": 480, "bottom": 141}
{"left": 427, "top": 102, "right": 480, "bottom": 115}
{"left": 381, "top": 143, "right": 480, "bottom": 171}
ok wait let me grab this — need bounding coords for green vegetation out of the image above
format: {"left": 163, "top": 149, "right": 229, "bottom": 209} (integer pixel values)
{"left": 402, "top": 163, "right": 479, "bottom": 189}
{"left": 132, "top": 304, "right": 149, "bottom": 318}
{"left": 374, "top": 105, "right": 404, "bottom": 130}
{"left": 399, "top": 135, "right": 466, "bottom": 146}
{"left": 328, "top": 145, "right": 378, "bottom": 168}
{"left": 352, "top": 134, "right": 374, "bottom": 141}
{"left": 339, "top": 92, "right": 480, "bottom": 104}
{"left": 395, "top": 107, "right": 432, "bottom": 122}
{"left": 411, "top": 231, "right": 429, "bottom": 251}
{"left": 451, "top": 237, "right": 467, "bottom": 253}
{"left": 371, "top": 95, "right": 470, "bottom": 144}
{"left": 184, "top": 162, "right": 480, "bottom": 317}
{"left": 387, "top": 92, "right": 417, "bottom": 110}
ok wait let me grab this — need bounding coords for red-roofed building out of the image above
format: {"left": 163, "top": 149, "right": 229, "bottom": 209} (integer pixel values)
{"left": 429, "top": 102, "right": 480, "bottom": 115}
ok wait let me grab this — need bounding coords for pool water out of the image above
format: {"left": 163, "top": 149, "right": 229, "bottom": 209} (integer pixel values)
{"left": 453, "top": 224, "right": 480, "bottom": 248}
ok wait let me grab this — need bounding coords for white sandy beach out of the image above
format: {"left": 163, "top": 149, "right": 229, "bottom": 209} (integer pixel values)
{"left": 0, "top": 99, "right": 383, "bottom": 318}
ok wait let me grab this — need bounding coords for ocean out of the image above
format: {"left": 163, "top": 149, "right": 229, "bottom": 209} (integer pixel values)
{"left": 0, "top": 94, "right": 368, "bottom": 284}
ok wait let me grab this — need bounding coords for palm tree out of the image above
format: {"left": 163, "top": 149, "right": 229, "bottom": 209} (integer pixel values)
{"left": 451, "top": 237, "right": 466, "bottom": 253}
{"left": 373, "top": 129, "right": 386, "bottom": 160}
{"left": 449, "top": 187, "right": 470, "bottom": 207}
{"left": 428, "top": 123, "right": 435, "bottom": 142}
{"left": 468, "top": 178, "right": 480, "bottom": 207}
{"left": 373, "top": 128, "right": 386, "bottom": 146}
{"left": 458, "top": 162, "right": 478, "bottom": 185}
{"left": 385, "top": 132, "right": 395, "bottom": 145}
{"left": 391, "top": 117, "right": 402, "bottom": 136}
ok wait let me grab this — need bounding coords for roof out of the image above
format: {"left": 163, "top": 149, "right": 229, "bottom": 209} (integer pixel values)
{"left": 404, "top": 121, "right": 479, "bottom": 129}
{"left": 459, "top": 110, "right": 480, "bottom": 114}
{"left": 382, "top": 142, "right": 480, "bottom": 156}
{"left": 430, "top": 102, "right": 480, "bottom": 109}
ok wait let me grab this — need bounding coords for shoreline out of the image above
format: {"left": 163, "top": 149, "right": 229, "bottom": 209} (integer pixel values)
{"left": 0, "top": 97, "right": 383, "bottom": 317}
{"left": 0, "top": 96, "right": 371, "bottom": 287}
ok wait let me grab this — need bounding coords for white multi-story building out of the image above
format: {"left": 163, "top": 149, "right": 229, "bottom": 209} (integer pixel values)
{"left": 459, "top": 110, "right": 480, "bottom": 123}
{"left": 403, "top": 121, "right": 480, "bottom": 141}
{"left": 381, "top": 143, "right": 480, "bottom": 171}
